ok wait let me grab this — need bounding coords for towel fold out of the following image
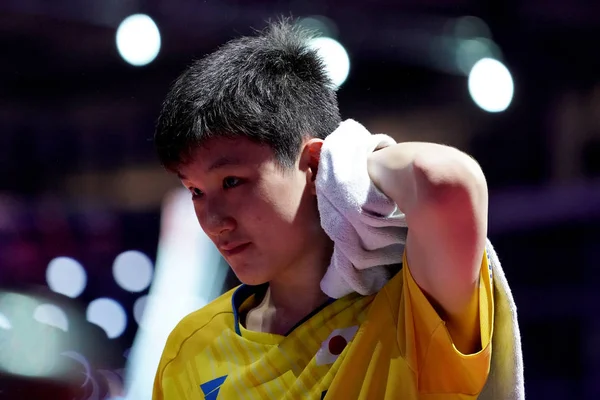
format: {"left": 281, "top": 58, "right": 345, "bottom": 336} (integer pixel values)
{"left": 316, "top": 119, "right": 525, "bottom": 400}
{"left": 315, "top": 119, "right": 407, "bottom": 299}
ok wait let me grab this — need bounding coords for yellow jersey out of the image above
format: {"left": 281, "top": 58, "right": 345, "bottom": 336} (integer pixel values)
{"left": 153, "top": 251, "right": 493, "bottom": 399}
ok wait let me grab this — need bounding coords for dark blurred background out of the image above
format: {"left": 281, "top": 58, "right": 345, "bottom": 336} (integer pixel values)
{"left": 1, "top": 0, "right": 599, "bottom": 399}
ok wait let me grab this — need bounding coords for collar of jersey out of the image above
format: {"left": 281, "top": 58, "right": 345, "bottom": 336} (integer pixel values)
{"left": 232, "top": 283, "right": 336, "bottom": 339}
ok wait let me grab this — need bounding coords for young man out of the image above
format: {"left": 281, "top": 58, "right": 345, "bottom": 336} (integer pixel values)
{"left": 153, "top": 20, "right": 493, "bottom": 399}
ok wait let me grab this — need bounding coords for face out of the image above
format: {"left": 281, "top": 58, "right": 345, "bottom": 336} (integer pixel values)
{"left": 177, "top": 137, "right": 327, "bottom": 285}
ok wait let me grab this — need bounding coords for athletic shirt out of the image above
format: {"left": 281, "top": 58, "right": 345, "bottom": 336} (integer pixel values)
{"left": 153, "top": 250, "right": 494, "bottom": 399}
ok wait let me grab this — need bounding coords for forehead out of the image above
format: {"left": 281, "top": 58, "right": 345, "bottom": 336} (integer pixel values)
{"left": 178, "top": 136, "right": 275, "bottom": 177}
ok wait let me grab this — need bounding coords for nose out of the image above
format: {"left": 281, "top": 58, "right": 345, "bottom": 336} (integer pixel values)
{"left": 196, "top": 199, "right": 236, "bottom": 236}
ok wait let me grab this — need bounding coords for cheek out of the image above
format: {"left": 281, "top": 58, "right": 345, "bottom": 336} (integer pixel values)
{"left": 192, "top": 203, "right": 211, "bottom": 237}
{"left": 259, "top": 176, "right": 315, "bottom": 232}
{"left": 267, "top": 191, "right": 304, "bottom": 227}
{"left": 234, "top": 171, "right": 315, "bottom": 238}
{"left": 253, "top": 177, "right": 302, "bottom": 222}
{"left": 192, "top": 203, "right": 202, "bottom": 225}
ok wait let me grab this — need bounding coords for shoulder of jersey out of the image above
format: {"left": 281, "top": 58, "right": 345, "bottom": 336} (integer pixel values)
{"left": 161, "top": 286, "right": 239, "bottom": 360}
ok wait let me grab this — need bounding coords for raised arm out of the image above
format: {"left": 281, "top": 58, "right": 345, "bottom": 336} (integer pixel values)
{"left": 367, "top": 142, "right": 488, "bottom": 353}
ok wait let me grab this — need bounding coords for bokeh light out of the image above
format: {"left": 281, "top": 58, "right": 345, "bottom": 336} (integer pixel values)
{"left": 0, "top": 292, "right": 67, "bottom": 378}
{"left": 133, "top": 295, "right": 148, "bottom": 326}
{"left": 452, "top": 16, "right": 492, "bottom": 39}
{"left": 468, "top": 58, "right": 514, "bottom": 112}
{"left": 456, "top": 38, "right": 502, "bottom": 75}
{"left": 116, "top": 14, "right": 161, "bottom": 66}
{"left": 113, "top": 250, "right": 154, "bottom": 292}
{"left": 33, "top": 304, "right": 69, "bottom": 332}
{"left": 86, "top": 298, "right": 128, "bottom": 339}
{"left": 46, "top": 257, "right": 87, "bottom": 298}
{"left": 308, "top": 37, "right": 351, "bottom": 89}
{"left": 298, "top": 15, "right": 339, "bottom": 38}
{"left": 0, "top": 312, "right": 11, "bottom": 329}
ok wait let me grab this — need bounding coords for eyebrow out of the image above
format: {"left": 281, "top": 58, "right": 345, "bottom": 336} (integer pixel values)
{"left": 207, "top": 155, "right": 244, "bottom": 172}
{"left": 177, "top": 156, "right": 245, "bottom": 180}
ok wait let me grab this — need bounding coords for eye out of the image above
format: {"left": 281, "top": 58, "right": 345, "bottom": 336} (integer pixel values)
{"left": 189, "top": 187, "right": 204, "bottom": 199}
{"left": 223, "top": 177, "right": 242, "bottom": 189}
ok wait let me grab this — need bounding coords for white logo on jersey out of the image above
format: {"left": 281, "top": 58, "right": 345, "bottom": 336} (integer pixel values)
{"left": 315, "top": 325, "right": 359, "bottom": 366}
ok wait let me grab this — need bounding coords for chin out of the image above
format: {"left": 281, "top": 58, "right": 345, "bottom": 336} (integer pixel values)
{"left": 235, "top": 274, "right": 270, "bottom": 286}
{"left": 230, "top": 264, "right": 270, "bottom": 286}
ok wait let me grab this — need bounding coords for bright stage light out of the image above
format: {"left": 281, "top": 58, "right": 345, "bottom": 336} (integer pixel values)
{"left": 116, "top": 14, "right": 161, "bottom": 66}
{"left": 133, "top": 295, "right": 147, "bottom": 326}
{"left": 46, "top": 257, "right": 87, "bottom": 298}
{"left": 468, "top": 58, "right": 514, "bottom": 113}
{"left": 0, "top": 312, "right": 11, "bottom": 329}
{"left": 33, "top": 304, "right": 69, "bottom": 332}
{"left": 0, "top": 292, "right": 68, "bottom": 378}
{"left": 86, "top": 298, "right": 127, "bottom": 339}
{"left": 309, "top": 37, "right": 351, "bottom": 89}
{"left": 113, "top": 250, "right": 154, "bottom": 292}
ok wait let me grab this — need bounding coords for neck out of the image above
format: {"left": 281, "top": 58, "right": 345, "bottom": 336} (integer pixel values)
{"left": 269, "top": 266, "right": 330, "bottom": 319}
{"left": 247, "top": 236, "right": 333, "bottom": 335}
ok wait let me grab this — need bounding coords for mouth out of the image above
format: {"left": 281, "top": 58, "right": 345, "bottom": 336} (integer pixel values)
{"left": 220, "top": 243, "right": 251, "bottom": 257}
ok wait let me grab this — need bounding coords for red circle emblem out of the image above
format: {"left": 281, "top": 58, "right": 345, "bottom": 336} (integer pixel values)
{"left": 328, "top": 335, "right": 347, "bottom": 356}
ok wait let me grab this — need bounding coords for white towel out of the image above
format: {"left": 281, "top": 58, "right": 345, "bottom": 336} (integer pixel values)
{"left": 479, "top": 239, "right": 525, "bottom": 400}
{"left": 316, "top": 120, "right": 406, "bottom": 299}
{"left": 316, "top": 119, "right": 525, "bottom": 400}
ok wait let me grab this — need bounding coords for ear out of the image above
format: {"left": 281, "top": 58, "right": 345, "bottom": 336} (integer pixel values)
{"left": 300, "top": 138, "right": 324, "bottom": 195}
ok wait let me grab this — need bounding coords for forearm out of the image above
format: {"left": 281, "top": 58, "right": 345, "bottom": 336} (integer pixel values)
{"left": 366, "top": 142, "right": 486, "bottom": 217}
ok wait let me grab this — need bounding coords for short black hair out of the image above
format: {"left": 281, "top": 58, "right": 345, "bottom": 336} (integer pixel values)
{"left": 155, "top": 19, "right": 342, "bottom": 171}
